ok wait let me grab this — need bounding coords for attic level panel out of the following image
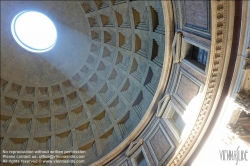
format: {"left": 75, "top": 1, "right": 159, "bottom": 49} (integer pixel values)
{"left": 173, "top": 0, "right": 211, "bottom": 40}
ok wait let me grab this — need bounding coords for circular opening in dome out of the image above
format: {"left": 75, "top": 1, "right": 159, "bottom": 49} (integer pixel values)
{"left": 11, "top": 11, "right": 57, "bottom": 53}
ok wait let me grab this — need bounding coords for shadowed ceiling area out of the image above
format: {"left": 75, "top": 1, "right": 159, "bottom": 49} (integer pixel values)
{"left": 0, "top": 1, "right": 165, "bottom": 165}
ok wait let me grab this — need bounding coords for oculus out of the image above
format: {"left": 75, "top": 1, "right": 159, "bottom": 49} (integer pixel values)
{"left": 11, "top": 11, "right": 57, "bottom": 53}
